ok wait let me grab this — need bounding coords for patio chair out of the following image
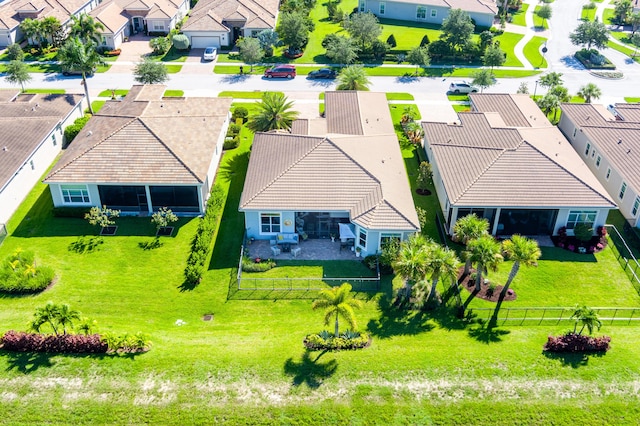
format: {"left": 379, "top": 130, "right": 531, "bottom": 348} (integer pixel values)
{"left": 291, "top": 247, "right": 301, "bottom": 258}
{"left": 271, "top": 246, "right": 281, "bottom": 256}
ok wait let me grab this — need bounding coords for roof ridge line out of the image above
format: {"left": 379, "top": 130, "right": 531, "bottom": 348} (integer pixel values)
{"left": 452, "top": 146, "right": 506, "bottom": 204}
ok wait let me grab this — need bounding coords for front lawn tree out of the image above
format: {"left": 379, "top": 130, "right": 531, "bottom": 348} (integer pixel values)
{"left": 613, "top": 0, "right": 633, "bottom": 25}
{"left": 577, "top": 83, "right": 602, "bottom": 103}
{"left": 256, "top": 29, "right": 280, "bottom": 56}
{"left": 630, "top": 12, "right": 640, "bottom": 35}
{"left": 631, "top": 32, "right": 640, "bottom": 57}
{"left": 312, "top": 283, "right": 363, "bottom": 337}
{"left": 134, "top": 58, "right": 169, "bottom": 84}
{"left": 277, "top": 12, "right": 312, "bottom": 54}
{"left": 440, "top": 9, "right": 475, "bottom": 58}
{"left": 344, "top": 12, "right": 382, "bottom": 52}
{"left": 539, "top": 72, "right": 564, "bottom": 90}
{"left": 247, "top": 92, "right": 299, "bottom": 133}
{"left": 236, "top": 37, "right": 264, "bottom": 72}
{"left": 149, "top": 37, "right": 171, "bottom": 55}
{"left": 483, "top": 44, "right": 506, "bottom": 71}
{"left": 85, "top": 205, "right": 120, "bottom": 234}
{"left": 536, "top": 5, "right": 552, "bottom": 28}
{"left": 471, "top": 68, "right": 495, "bottom": 92}
{"left": 20, "top": 18, "right": 43, "bottom": 48}
{"left": 57, "top": 38, "right": 105, "bottom": 114}
{"left": 466, "top": 235, "right": 503, "bottom": 292}
{"left": 500, "top": 235, "right": 541, "bottom": 299}
{"left": 5, "top": 60, "right": 31, "bottom": 92}
{"left": 336, "top": 65, "right": 371, "bottom": 90}
{"left": 570, "top": 20, "right": 609, "bottom": 50}
{"left": 406, "top": 46, "right": 431, "bottom": 75}
{"left": 538, "top": 93, "right": 560, "bottom": 119}
{"left": 325, "top": 35, "right": 359, "bottom": 65}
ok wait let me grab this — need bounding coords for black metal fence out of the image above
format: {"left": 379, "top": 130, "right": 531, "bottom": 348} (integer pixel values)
{"left": 606, "top": 224, "right": 640, "bottom": 295}
{"left": 472, "top": 306, "right": 640, "bottom": 326}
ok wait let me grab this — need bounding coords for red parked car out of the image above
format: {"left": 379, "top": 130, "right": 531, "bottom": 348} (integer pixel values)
{"left": 264, "top": 65, "right": 296, "bottom": 79}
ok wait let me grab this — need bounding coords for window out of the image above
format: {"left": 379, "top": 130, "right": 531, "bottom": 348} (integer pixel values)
{"left": 585, "top": 143, "right": 590, "bottom": 156}
{"left": 358, "top": 228, "right": 367, "bottom": 248}
{"left": 101, "top": 36, "right": 106, "bottom": 46}
{"left": 566, "top": 210, "right": 597, "bottom": 230}
{"left": 380, "top": 233, "right": 401, "bottom": 248}
{"left": 430, "top": 9, "right": 437, "bottom": 17}
{"left": 61, "top": 185, "right": 90, "bottom": 204}
{"left": 52, "top": 134, "right": 57, "bottom": 146}
{"left": 153, "top": 22, "right": 163, "bottom": 31}
{"left": 572, "top": 127, "right": 577, "bottom": 138}
{"left": 591, "top": 149, "right": 596, "bottom": 158}
{"left": 379, "top": 2, "right": 385, "bottom": 14}
{"left": 606, "top": 167, "right": 611, "bottom": 180}
{"left": 416, "top": 6, "right": 426, "bottom": 19}
{"left": 596, "top": 155, "right": 601, "bottom": 168}
{"left": 260, "top": 213, "right": 281, "bottom": 233}
{"left": 29, "top": 160, "right": 34, "bottom": 170}
{"left": 359, "top": 0, "right": 365, "bottom": 12}
{"left": 620, "top": 182, "right": 627, "bottom": 200}
{"left": 633, "top": 196, "right": 640, "bottom": 217}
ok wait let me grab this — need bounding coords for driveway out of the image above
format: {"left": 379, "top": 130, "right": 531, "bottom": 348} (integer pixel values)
{"left": 107, "top": 35, "right": 153, "bottom": 74}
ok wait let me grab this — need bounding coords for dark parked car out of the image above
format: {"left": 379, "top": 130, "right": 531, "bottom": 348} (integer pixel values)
{"left": 307, "top": 68, "right": 337, "bottom": 79}
{"left": 61, "top": 67, "right": 95, "bottom": 77}
{"left": 264, "top": 65, "right": 296, "bottom": 79}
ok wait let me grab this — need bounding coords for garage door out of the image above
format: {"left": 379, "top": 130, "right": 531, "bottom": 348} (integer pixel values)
{"left": 191, "top": 36, "right": 221, "bottom": 49}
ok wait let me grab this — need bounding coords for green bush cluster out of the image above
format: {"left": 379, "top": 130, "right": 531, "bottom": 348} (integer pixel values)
{"left": 574, "top": 49, "right": 616, "bottom": 70}
{"left": 183, "top": 185, "right": 225, "bottom": 286}
{"left": 63, "top": 115, "right": 91, "bottom": 146}
{"left": 101, "top": 332, "right": 151, "bottom": 353}
{"left": 6, "top": 43, "right": 24, "bottom": 61}
{"left": 241, "top": 256, "right": 276, "bottom": 272}
{"left": 304, "top": 332, "right": 371, "bottom": 351}
{"left": 224, "top": 122, "right": 242, "bottom": 150}
{"left": 232, "top": 106, "right": 249, "bottom": 123}
{"left": 0, "top": 250, "right": 55, "bottom": 294}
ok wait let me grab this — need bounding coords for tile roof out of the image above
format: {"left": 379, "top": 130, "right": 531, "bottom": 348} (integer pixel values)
{"left": 0, "top": 91, "right": 84, "bottom": 191}
{"left": 0, "top": 0, "right": 90, "bottom": 30}
{"left": 44, "top": 85, "right": 232, "bottom": 185}
{"left": 240, "top": 92, "right": 419, "bottom": 231}
{"left": 560, "top": 102, "right": 640, "bottom": 193}
{"left": 183, "top": 0, "right": 279, "bottom": 32}
{"left": 90, "top": 0, "right": 183, "bottom": 33}
{"left": 325, "top": 91, "right": 394, "bottom": 135}
{"left": 470, "top": 93, "right": 549, "bottom": 128}
{"left": 423, "top": 96, "right": 615, "bottom": 209}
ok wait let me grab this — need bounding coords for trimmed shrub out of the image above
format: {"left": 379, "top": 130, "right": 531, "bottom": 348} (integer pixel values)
{"left": 304, "top": 332, "right": 371, "bottom": 351}
{"left": 104, "top": 49, "right": 121, "bottom": 57}
{"left": 172, "top": 34, "right": 190, "bottom": 50}
{"left": 227, "top": 123, "right": 242, "bottom": 136}
{"left": 232, "top": 106, "right": 249, "bottom": 123}
{"left": 150, "top": 36, "right": 171, "bottom": 55}
{"left": 543, "top": 333, "right": 611, "bottom": 353}
{"left": 574, "top": 49, "right": 616, "bottom": 70}
{"left": 386, "top": 34, "right": 397, "bottom": 48}
{"left": 420, "top": 35, "right": 430, "bottom": 47}
{"left": 101, "top": 332, "right": 151, "bottom": 353}
{"left": 64, "top": 115, "right": 91, "bottom": 146}
{"left": 7, "top": 43, "right": 24, "bottom": 61}
{"left": 241, "top": 256, "right": 275, "bottom": 272}
{"left": 223, "top": 136, "right": 239, "bottom": 150}
{"left": 1, "top": 331, "right": 108, "bottom": 353}
{"left": 0, "top": 250, "right": 55, "bottom": 294}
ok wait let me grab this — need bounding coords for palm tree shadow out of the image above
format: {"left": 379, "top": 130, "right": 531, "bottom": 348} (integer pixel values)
{"left": 283, "top": 350, "right": 338, "bottom": 389}
{"left": 366, "top": 295, "right": 435, "bottom": 338}
{"left": 2, "top": 350, "right": 55, "bottom": 373}
{"left": 541, "top": 350, "right": 604, "bottom": 368}
{"left": 468, "top": 319, "right": 510, "bottom": 344}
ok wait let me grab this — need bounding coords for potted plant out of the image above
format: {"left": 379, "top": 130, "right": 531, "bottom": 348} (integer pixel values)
{"left": 330, "top": 233, "right": 336, "bottom": 242}
{"left": 355, "top": 247, "right": 362, "bottom": 258}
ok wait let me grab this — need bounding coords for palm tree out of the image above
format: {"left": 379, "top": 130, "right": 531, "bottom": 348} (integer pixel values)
{"left": 246, "top": 92, "right": 299, "bottom": 133}
{"left": 404, "top": 121, "right": 423, "bottom": 144}
{"left": 336, "top": 65, "right": 371, "bottom": 91}
{"left": 571, "top": 305, "right": 602, "bottom": 335}
{"left": 392, "top": 234, "right": 430, "bottom": 304}
{"left": 577, "top": 83, "right": 602, "bottom": 103}
{"left": 19, "top": 18, "right": 43, "bottom": 48}
{"left": 465, "top": 235, "right": 503, "bottom": 292}
{"left": 500, "top": 235, "right": 541, "bottom": 299}
{"left": 41, "top": 16, "right": 63, "bottom": 47}
{"left": 452, "top": 214, "right": 489, "bottom": 275}
{"left": 312, "top": 283, "right": 363, "bottom": 337}
{"left": 69, "top": 13, "right": 105, "bottom": 44}
{"left": 425, "top": 243, "right": 461, "bottom": 303}
{"left": 56, "top": 304, "right": 80, "bottom": 334}
{"left": 57, "top": 38, "right": 105, "bottom": 114}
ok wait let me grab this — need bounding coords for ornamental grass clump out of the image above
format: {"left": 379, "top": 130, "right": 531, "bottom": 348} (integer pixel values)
{"left": 0, "top": 249, "right": 55, "bottom": 294}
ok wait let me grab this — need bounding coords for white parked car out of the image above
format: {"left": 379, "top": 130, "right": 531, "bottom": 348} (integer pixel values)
{"left": 449, "top": 81, "right": 479, "bottom": 94}
{"left": 203, "top": 47, "right": 217, "bottom": 61}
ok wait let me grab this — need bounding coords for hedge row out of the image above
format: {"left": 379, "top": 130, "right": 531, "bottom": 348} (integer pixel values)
{"left": 543, "top": 333, "right": 611, "bottom": 353}
{"left": 183, "top": 184, "right": 225, "bottom": 285}
{"left": 304, "top": 333, "right": 371, "bottom": 351}
{"left": 63, "top": 115, "right": 91, "bottom": 146}
{"left": 1, "top": 331, "right": 108, "bottom": 353}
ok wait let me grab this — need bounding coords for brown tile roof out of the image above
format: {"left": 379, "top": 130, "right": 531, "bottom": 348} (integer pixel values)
{"left": 0, "top": 0, "right": 90, "bottom": 30}
{"left": 90, "top": 1, "right": 129, "bottom": 33}
{"left": 240, "top": 92, "right": 419, "bottom": 231}
{"left": 325, "top": 91, "right": 394, "bottom": 136}
{"left": 44, "top": 85, "right": 232, "bottom": 185}
{"left": 405, "top": 0, "right": 498, "bottom": 14}
{"left": 90, "top": 0, "right": 183, "bottom": 33}
{"left": 0, "top": 91, "right": 84, "bottom": 191}
{"left": 183, "top": 0, "right": 278, "bottom": 32}
{"left": 470, "top": 93, "right": 549, "bottom": 128}
{"left": 423, "top": 98, "right": 615, "bottom": 209}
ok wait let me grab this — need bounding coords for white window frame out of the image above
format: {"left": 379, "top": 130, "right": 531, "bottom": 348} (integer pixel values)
{"left": 380, "top": 232, "right": 401, "bottom": 248}
{"left": 632, "top": 196, "right": 640, "bottom": 217}
{"left": 52, "top": 134, "right": 57, "bottom": 146}
{"left": 595, "top": 155, "right": 601, "bottom": 168}
{"left": 29, "top": 160, "right": 35, "bottom": 170}
{"left": 152, "top": 21, "right": 164, "bottom": 31}
{"left": 620, "top": 182, "right": 627, "bottom": 200}
{"left": 260, "top": 212, "right": 281, "bottom": 234}
{"left": 416, "top": 6, "right": 427, "bottom": 19}
{"left": 60, "top": 184, "right": 90, "bottom": 204}
{"left": 430, "top": 9, "right": 437, "bottom": 18}
{"left": 358, "top": 228, "right": 367, "bottom": 249}
{"left": 379, "top": 2, "right": 385, "bottom": 14}
{"left": 566, "top": 210, "right": 597, "bottom": 230}
{"left": 606, "top": 167, "right": 611, "bottom": 181}
{"left": 585, "top": 143, "right": 590, "bottom": 156}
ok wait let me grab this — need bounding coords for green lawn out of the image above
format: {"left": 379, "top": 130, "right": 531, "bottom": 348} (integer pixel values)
{"left": 147, "top": 46, "right": 189, "bottom": 62}
{"left": 299, "top": 0, "right": 357, "bottom": 63}
{"left": 603, "top": 8, "right": 615, "bottom": 24}
{"left": 495, "top": 32, "right": 525, "bottom": 67}
{"left": 2, "top": 100, "right": 640, "bottom": 423}
{"left": 533, "top": 7, "right": 550, "bottom": 29}
{"left": 163, "top": 90, "right": 184, "bottom": 97}
{"left": 510, "top": 4, "right": 529, "bottom": 27}
{"left": 24, "top": 89, "right": 66, "bottom": 94}
{"left": 452, "top": 104, "right": 471, "bottom": 113}
{"left": 91, "top": 100, "right": 105, "bottom": 113}
{"left": 98, "top": 89, "right": 129, "bottom": 97}
{"left": 166, "top": 64, "right": 182, "bottom": 73}
{"left": 218, "top": 91, "right": 283, "bottom": 99}
{"left": 581, "top": 7, "right": 597, "bottom": 21}
{"left": 378, "top": 18, "right": 443, "bottom": 52}
{"left": 523, "top": 36, "right": 549, "bottom": 68}
{"left": 386, "top": 92, "right": 414, "bottom": 101}
{"left": 447, "top": 94, "right": 469, "bottom": 102}
{"left": 625, "top": 97, "right": 640, "bottom": 102}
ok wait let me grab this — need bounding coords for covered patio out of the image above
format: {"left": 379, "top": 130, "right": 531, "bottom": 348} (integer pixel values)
{"left": 244, "top": 239, "right": 361, "bottom": 261}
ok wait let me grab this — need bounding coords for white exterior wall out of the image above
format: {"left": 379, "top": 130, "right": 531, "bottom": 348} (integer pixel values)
{"left": 559, "top": 114, "right": 639, "bottom": 227}
{"left": 554, "top": 207, "right": 610, "bottom": 235}
{"left": 0, "top": 29, "right": 17, "bottom": 47}
{"left": 365, "top": 0, "right": 495, "bottom": 27}
{"left": 184, "top": 30, "right": 229, "bottom": 48}
{"left": 202, "top": 111, "right": 230, "bottom": 199}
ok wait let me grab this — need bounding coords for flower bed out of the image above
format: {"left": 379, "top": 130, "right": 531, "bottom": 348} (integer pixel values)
{"left": 552, "top": 226, "right": 608, "bottom": 254}
{"left": 304, "top": 331, "right": 371, "bottom": 351}
{"left": 104, "top": 49, "right": 121, "bottom": 57}
{"left": 543, "top": 332, "right": 611, "bottom": 353}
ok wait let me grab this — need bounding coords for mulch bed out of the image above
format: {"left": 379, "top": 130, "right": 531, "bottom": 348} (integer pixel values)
{"left": 458, "top": 268, "right": 517, "bottom": 303}
{"left": 416, "top": 188, "right": 432, "bottom": 196}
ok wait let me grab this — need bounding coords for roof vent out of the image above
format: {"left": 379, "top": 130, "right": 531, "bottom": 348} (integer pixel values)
{"left": 585, "top": 116, "right": 590, "bottom": 120}
{"left": 2, "top": 146, "right": 7, "bottom": 151}
{"left": 628, "top": 149, "right": 632, "bottom": 154}
{"left": 618, "top": 139, "right": 622, "bottom": 144}
{"left": 87, "top": 130, "right": 93, "bottom": 136}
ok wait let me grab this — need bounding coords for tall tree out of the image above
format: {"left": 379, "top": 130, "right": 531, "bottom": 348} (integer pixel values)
{"left": 41, "top": 16, "right": 63, "bottom": 47}
{"left": 471, "top": 68, "right": 495, "bottom": 93}
{"left": 57, "top": 38, "right": 105, "bottom": 114}
{"left": 500, "top": 235, "right": 541, "bottom": 299}
{"left": 247, "top": 92, "right": 299, "bottom": 133}
{"left": 134, "top": 58, "right": 169, "bottom": 84}
{"left": 537, "top": 93, "right": 560, "bottom": 118}
{"left": 236, "top": 36, "right": 264, "bottom": 72}
{"left": 336, "top": 65, "right": 371, "bottom": 90}
{"left": 536, "top": 5, "right": 552, "bottom": 28}
{"left": 570, "top": 20, "right": 609, "bottom": 50}
{"left": 483, "top": 44, "right": 506, "bottom": 71}
{"left": 69, "top": 13, "right": 105, "bottom": 44}
{"left": 19, "top": 18, "right": 43, "bottom": 47}
{"left": 453, "top": 214, "right": 489, "bottom": 275}
{"left": 571, "top": 305, "right": 602, "bottom": 335}
{"left": 344, "top": 12, "right": 382, "bottom": 51}
{"left": 630, "top": 12, "right": 640, "bottom": 35}
{"left": 406, "top": 46, "right": 431, "bottom": 75}
{"left": 466, "top": 235, "right": 503, "bottom": 291}
{"left": 276, "top": 12, "right": 312, "bottom": 53}
{"left": 613, "top": 0, "right": 633, "bottom": 25}
{"left": 539, "top": 72, "right": 564, "bottom": 89}
{"left": 577, "top": 83, "right": 602, "bottom": 103}
{"left": 312, "top": 283, "right": 363, "bottom": 337}
{"left": 5, "top": 60, "right": 31, "bottom": 92}
{"left": 393, "top": 234, "right": 430, "bottom": 304}
{"left": 324, "top": 35, "right": 359, "bottom": 65}
{"left": 425, "top": 243, "right": 461, "bottom": 304}
{"left": 440, "top": 9, "right": 475, "bottom": 57}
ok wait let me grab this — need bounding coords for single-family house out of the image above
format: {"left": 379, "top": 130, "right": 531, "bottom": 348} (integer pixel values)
{"left": 0, "top": 90, "right": 86, "bottom": 225}
{"left": 89, "top": 0, "right": 189, "bottom": 50}
{"left": 239, "top": 91, "right": 420, "bottom": 257}
{"left": 359, "top": 0, "right": 498, "bottom": 28}
{"left": 422, "top": 93, "right": 616, "bottom": 237}
{"left": 181, "top": 0, "right": 279, "bottom": 48}
{"left": 43, "top": 85, "right": 232, "bottom": 215}
{"left": 0, "top": 0, "right": 99, "bottom": 47}
{"left": 558, "top": 102, "right": 640, "bottom": 228}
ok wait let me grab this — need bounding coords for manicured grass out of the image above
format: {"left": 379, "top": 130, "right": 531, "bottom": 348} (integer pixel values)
{"left": 495, "top": 32, "right": 525, "bottom": 67}
{"left": 510, "top": 4, "right": 529, "bottom": 27}
{"left": 452, "top": 104, "right": 471, "bottom": 113}
{"left": 219, "top": 91, "right": 283, "bottom": 99}
{"left": 163, "top": 90, "right": 184, "bottom": 97}
{"left": 98, "top": 89, "right": 129, "bottom": 97}
{"left": 147, "top": 46, "right": 189, "bottom": 62}
{"left": 606, "top": 39, "right": 640, "bottom": 62}
{"left": 166, "top": 64, "right": 182, "bottom": 73}
{"left": 523, "top": 36, "right": 549, "bottom": 69}
{"left": 3, "top": 101, "right": 640, "bottom": 423}
{"left": 378, "top": 18, "right": 442, "bottom": 52}
{"left": 243, "top": 260, "right": 377, "bottom": 280}
{"left": 91, "top": 100, "right": 105, "bottom": 113}
{"left": 386, "top": 92, "right": 414, "bottom": 101}
{"left": 581, "top": 7, "right": 597, "bottom": 21}
{"left": 625, "top": 97, "right": 640, "bottom": 102}
{"left": 447, "top": 94, "right": 469, "bottom": 102}
{"left": 299, "top": 0, "right": 357, "bottom": 63}
{"left": 24, "top": 89, "right": 66, "bottom": 94}
{"left": 533, "top": 7, "right": 550, "bottom": 29}
{"left": 603, "top": 8, "right": 615, "bottom": 24}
